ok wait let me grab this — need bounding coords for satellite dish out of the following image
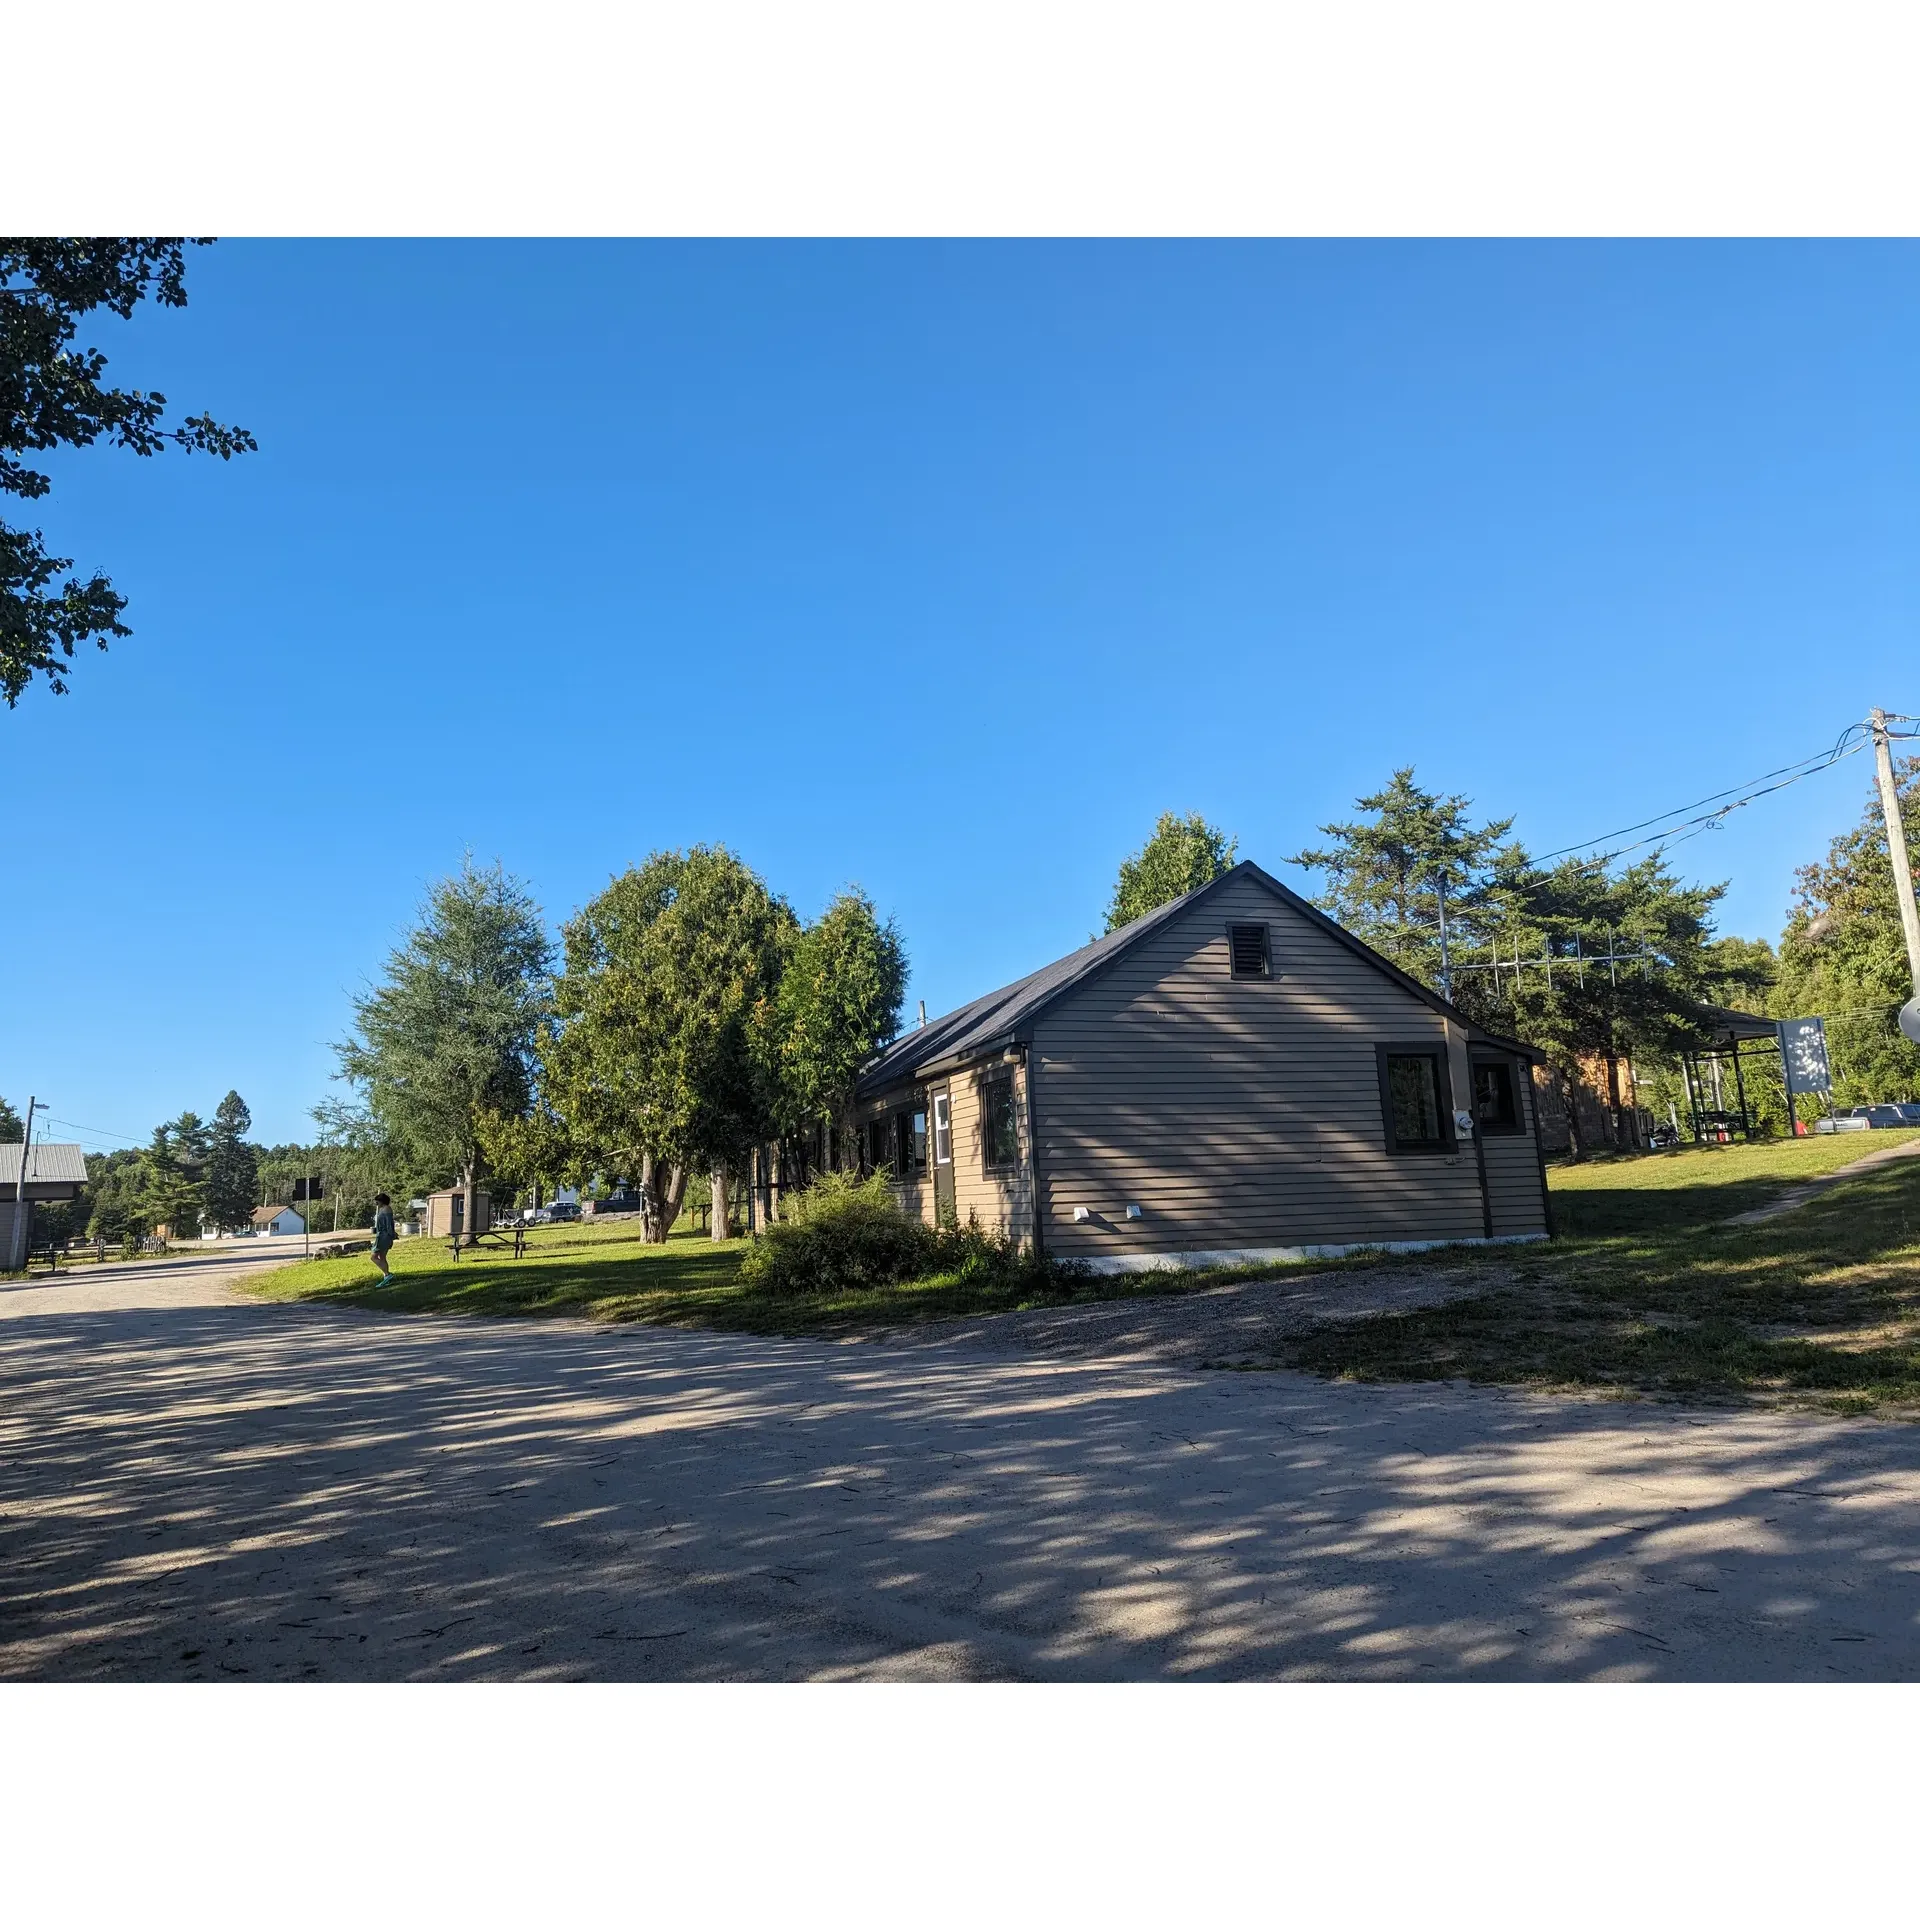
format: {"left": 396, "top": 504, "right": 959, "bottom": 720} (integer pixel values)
{"left": 1901, "top": 997, "right": 1920, "bottom": 1047}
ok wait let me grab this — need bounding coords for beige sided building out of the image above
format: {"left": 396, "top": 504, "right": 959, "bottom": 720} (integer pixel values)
{"left": 851, "top": 862, "right": 1550, "bottom": 1271}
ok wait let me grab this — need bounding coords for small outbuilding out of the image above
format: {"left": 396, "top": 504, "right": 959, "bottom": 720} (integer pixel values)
{"left": 852, "top": 861, "right": 1550, "bottom": 1271}
{"left": 0, "top": 1141, "right": 88, "bottom": 1271}
{"left": 251, "top": 1205, "right": 306, "bottom": 1237}
{"left": 423, "top": 1188, "right": 491, "bottom": 1239}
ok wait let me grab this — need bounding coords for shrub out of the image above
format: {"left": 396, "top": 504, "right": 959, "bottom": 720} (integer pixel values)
{"left": 739, "top": 1171, "right": 937, "bottom": 1294}
{"left": 740, "top": 1171, "right": 1091, "bottom": 1297}
{"left": 930, "top": 1215, "right": 1079, "bottom": 1290}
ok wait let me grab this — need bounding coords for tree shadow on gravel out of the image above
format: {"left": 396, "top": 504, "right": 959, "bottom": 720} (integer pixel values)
{"left": 3, "top": 1295, "right": 1918, "bottom": 1682}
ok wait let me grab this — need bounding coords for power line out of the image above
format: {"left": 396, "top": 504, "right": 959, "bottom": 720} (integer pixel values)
{"left": 31, "top": 1114, "right": 150, "bottom": 1147}
{"left": 1528, "top": 722, "right": 1874, "bottom": 865}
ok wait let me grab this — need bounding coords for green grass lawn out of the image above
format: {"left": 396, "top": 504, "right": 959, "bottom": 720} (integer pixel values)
{"left": 1278, "top": 1131, "right": 1920, "bottom": 1414}
{"left": 245, "top": 1213, "right": 1201, "bottom": 1339}
{"left": 252, "top": 1130, "right": 1920, "bottom": 1411}
{"left": 1548, "top": 1128, "right": 1920, "bottom": 1234}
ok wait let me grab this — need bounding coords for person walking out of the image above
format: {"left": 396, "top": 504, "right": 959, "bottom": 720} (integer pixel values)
{"left": 371, "top": 1191, "right": 397, "bottom": 1287}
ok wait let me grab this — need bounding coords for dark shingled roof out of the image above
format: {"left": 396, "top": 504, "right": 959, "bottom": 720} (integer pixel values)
{"left": 857, "top": 861, "right": 1540, "bottom": 1099}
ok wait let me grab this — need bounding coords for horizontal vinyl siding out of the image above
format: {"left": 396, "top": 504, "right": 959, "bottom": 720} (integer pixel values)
{"left": 1481, "top": 1069, "right": 1548, "bottom": 1239}
{"left": 947, "top": 1062, "right": 1031, "bottom": 1239}
{"left": 1033, "top": 869, "right": 1496, "bottom": 1260}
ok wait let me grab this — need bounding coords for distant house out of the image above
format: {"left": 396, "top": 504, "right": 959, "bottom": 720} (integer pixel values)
{"left": 251, "top": 1205, "right": 306, "bottom": 1237}
{"left": 850, "top": 862, "right": 1550, "bottom": 1271}
{"left": 0, "top": 1141, "right": 89, "bottom": 1271}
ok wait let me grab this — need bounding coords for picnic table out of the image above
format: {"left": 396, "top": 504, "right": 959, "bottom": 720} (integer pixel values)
{"left": 444, "top": 1220, "right": 529, "bottom": 1262}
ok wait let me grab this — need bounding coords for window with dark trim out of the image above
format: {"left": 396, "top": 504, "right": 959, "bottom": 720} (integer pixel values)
{"left": 896, "top": 1107, "right": 927, "bottom": 1178}
{"left": 1376, "top": 1045, "right": 1452, "bottom": 1152}
{"left": 864, "top": 1117, "right": 888, "bottom": 1176}
{"left": 981, "top": 1077, "right": 1019, "bottom": 1173}
{"left": 1228, "top": 922, "right": 1271, "bottom": 979}
{"left": 1472, "top": 1058, "right": 1522, "bottom": 1135}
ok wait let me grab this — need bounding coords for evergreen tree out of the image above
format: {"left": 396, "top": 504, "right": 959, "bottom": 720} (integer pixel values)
{"left": 0, "top": 1096, "right": 21, "bottom": 1144}
{"left": 1453, "top": 851, "right": 1748, "bottom": 1151}
{"left": 770, "top": 888, "right": 908, "bottom": 1134}
{"left": 1295, "top": 768, "right": 1512, "bottom": 987}
{"left": 142, "top": 1115, "right": 209, "bottom": 1238}
{"left": 203, "top": 1090, "right": 259, "bottom": 1234}
{"left": 1105, "top": 812, "right": 1238, "bottom": 932}
{"left": 334, "top": 858, "right": 553, "bottom": 1242}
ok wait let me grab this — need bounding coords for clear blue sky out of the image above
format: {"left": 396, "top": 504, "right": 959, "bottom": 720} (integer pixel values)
{"left": 6, "top": 241, "right": 1915, "bottom": 1148}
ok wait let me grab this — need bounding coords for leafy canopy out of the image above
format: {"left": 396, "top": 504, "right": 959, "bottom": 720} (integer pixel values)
{"left": 1774, "top": 756, "right": 1920, "bottom": 1101}
{"left": 1106, "top": 812, "right": 1238, "bottom": 932}
{"left": 544, "top": 846, "right": 795, "bottom": 1201}
{"left": 334, "top": 859, "right": 554, "bottom": 1187}
{"left": 2, "top": 239, "right": 255, "bottom": 705}
{"left": 770, "top": 888, "right": 907, "bottom": 1129}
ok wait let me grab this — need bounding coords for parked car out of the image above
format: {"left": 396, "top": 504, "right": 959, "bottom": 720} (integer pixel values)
{"left": 547, "top": 1199, "right": 581, "bottom": 1222}
{"left": 1811, "top": 1109, "right": 1872, "bottom": 1133}
{"left": 1860, "top": 1104, "right": 1920, "bottom": 1129}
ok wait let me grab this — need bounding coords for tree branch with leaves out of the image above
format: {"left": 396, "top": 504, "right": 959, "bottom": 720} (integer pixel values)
{"left": 1, "top": 238, "right": 256, "bottom": 705}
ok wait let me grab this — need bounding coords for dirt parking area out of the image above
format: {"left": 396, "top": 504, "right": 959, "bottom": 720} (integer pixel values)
{"left": 2, "top": 1248, "right": 1917, "bottom": 1680}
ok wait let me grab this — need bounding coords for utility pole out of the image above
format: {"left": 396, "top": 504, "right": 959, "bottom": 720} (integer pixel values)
{"left": 1869, "top": 709, "right": 1920, "bottom": 1001}
{"left": 8, "top": 1094, "right": 38, "bottom": 1273}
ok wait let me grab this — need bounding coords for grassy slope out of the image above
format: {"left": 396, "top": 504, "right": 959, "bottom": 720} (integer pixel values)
{"left": 246, "top": 1214, "right": 1200, "bottom": 1338}
{"left": 1280, "top": 1131, "right": 1920, "bottom": 1412}
{"left": 252, "top": 1131, "right": 1920, "bottom": 1410}
{"left": 1548, "top": 1130, "right": 1920, "bottom": 1233}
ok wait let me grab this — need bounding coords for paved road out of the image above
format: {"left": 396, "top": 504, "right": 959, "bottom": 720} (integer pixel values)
{"left": 2, "top": 1249, "right": 1917, "bottom": 1680}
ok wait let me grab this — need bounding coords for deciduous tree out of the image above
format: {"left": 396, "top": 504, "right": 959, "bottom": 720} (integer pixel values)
{"left": 1775, "top": 756, "right": 1920, "bottom": 1101}
{"left": 544, "top": 846, "right": 794, "bottom": 1241}
{"left": 2, "top": 240, "right": 255, "bottom": 705}
{"left": 334, "top": 859, "right": 553, "bottom": 1241}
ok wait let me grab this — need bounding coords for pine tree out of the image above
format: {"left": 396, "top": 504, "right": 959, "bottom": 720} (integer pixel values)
{"left": 204, "top": 1091, "right": 259, "bottom": 1235}
{"left": 142, "top": 1116, "right": 209, "bottom": 1239}
{"left": 1294, "top": 768, "right": 1511, "bottom": 987}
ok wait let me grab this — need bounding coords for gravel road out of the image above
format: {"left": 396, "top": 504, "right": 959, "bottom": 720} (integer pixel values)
{"left": 2, "top": 1246, "right": 1916, "bottom": 1680}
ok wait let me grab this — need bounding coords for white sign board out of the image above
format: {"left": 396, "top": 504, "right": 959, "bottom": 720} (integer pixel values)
{"left": 1777, "top": 1016, "right": 1832, "bottom": 1097}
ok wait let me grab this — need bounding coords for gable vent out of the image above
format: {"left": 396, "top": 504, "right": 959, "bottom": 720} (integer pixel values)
{"left": 1228, "top": 922, "right": 1270, "bottom": 979}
